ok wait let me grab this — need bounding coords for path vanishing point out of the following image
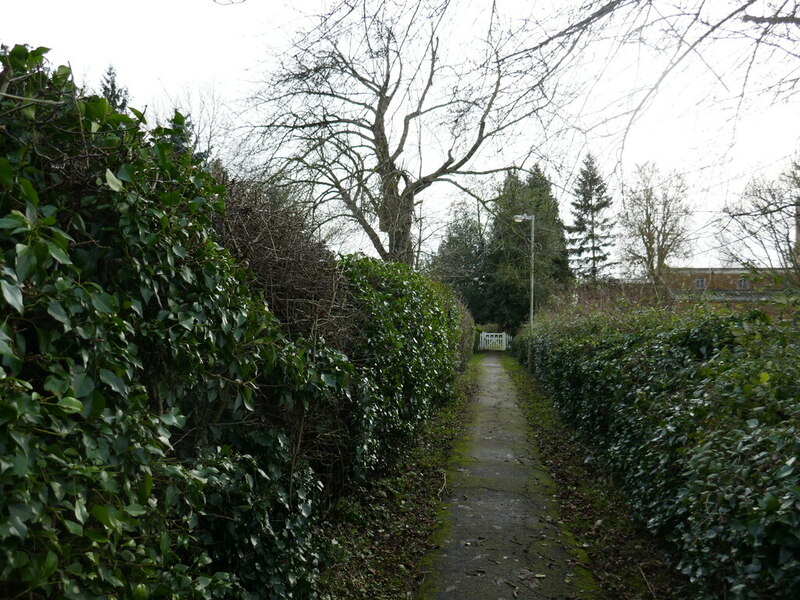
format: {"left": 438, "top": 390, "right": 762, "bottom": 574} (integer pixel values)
{"left": 416, "top": 352, "right": 600, "bottom": 600}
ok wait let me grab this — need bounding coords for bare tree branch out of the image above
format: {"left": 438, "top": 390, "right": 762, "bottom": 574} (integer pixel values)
{"left": 245, "top": 0, "right": 622, "bottom": 265}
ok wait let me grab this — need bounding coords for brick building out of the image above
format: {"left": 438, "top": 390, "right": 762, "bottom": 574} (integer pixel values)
{"left": 664, "top": 267, "right": 786, "bottom": 302}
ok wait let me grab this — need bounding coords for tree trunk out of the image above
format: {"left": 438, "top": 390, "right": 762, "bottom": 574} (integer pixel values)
{"left": 794, "top": 200, "right": 800, "bottom": 264}
{"left": 385, "top": 192, "right": 415, "bottom": 265}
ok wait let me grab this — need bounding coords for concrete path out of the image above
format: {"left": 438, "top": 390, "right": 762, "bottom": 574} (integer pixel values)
{"left": 416, "top": 353, "right": 598, "bottom": 600}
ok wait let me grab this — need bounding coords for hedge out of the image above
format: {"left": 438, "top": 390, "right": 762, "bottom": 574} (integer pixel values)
{"left": 0, "top": 45, "right": 472, "bottom": 599}
{"left": 516, "top": 306, "right": 800, "bottom": 599}
{"left": 340, "top": 256, "right": 473, "bottom": 468}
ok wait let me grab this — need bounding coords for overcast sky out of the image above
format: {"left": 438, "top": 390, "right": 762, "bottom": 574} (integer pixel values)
{"left": 3, "top": 0, "right": 799, "bottom": 265}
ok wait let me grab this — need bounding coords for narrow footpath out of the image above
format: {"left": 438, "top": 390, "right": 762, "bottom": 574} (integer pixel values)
{"left": 416, "top": 352, "right": 599, "bottom": 600}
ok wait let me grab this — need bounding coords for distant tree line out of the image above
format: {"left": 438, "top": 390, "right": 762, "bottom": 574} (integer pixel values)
{"left": 427, "top": 164, "right": 576, "bottom": 331}
{"left": 428, "top": 156, "right": 617, "bottom": 330}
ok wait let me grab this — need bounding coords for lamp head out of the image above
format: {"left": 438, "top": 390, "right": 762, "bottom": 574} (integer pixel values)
{"left": 513, "top": 214, "right": 530, "bottom": 223}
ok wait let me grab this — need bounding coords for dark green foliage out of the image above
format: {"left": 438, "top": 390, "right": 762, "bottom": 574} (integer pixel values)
{"left": 516, "top": 306, "right": 800, "bottom": 599}
{"left": 427, "top": 201, "right": 491, "bottom": 324}
{"left": 446, "top": 293, "right": 476, "bottom": 373}
{"left": 0, "top": 45, "right": 475, "bottom": 600}
{"left": 341, "top": 256, "right": 471, "bottom": 466}
{"left": 0, "top": 44, "right": 336, "bottom": 599}
{"left": 567, "top": 153, "right": 615, "bottom": 282}
{"left": 483, "top": 168, "right": 572, "bottom": 330}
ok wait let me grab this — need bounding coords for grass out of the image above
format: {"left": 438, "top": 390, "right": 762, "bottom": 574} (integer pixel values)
{"left": 501, "top": 354, "right": 688, "bottom": 600}
{"left": 316, "top": 354, "right": 481, "bottom": 600}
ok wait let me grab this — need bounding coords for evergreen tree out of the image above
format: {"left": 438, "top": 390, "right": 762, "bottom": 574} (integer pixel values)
{"left": 567, "top": 153, "right": 616, "bottom": 282}
{"left": 527, "top": 165, "right": 572, "bottom": 309}
{"left": 427, "top": 201, "right": 491, "bottom": 322}
{"left": 100, "top": 65, "right": 129, "bottom": 111}
{"left": 485, "top": 166, "right": 572, "bottom": 329}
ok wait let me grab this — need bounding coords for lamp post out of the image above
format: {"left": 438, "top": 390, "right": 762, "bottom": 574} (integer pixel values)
{"left": 513, "top": 213, "right": 534, "bottom": 366}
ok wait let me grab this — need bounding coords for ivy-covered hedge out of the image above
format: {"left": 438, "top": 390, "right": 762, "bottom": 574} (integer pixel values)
{"left": 0, "top": 45, "right": 472, "bottom": 599}
{"left": 516, "top": 306, "right": 800, "bottom": 599}
{"left": 341, "top": 256, "right": 472, "bottom": 467}
{"left": 0, "top": 44, "right": 343, "bottom": 599}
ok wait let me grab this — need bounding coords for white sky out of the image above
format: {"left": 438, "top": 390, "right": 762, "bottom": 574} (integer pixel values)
{"left": 2, "top": 0, "right": 297, "bottom": 108}
{"left": 3, "top": 0, "right": 799, "bottom": 266}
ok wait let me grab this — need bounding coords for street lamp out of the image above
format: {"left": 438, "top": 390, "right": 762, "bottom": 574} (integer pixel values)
{"left": 513, "top": 214, "right": 534, "bottom": 366}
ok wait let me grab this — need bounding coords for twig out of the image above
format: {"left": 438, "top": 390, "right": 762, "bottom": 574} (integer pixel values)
{"left": 437, "top": 472, "right": 447, "bottom": 499}
{"left": 0, "top": 91, "right": 65, "bottom": 105}
{"left": 638, "top": 564, "right": 657, "bottom": 600}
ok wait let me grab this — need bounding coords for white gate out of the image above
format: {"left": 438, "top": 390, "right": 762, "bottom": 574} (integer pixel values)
{"left": 479, "top": 332, "right": 512, "bottom": 351}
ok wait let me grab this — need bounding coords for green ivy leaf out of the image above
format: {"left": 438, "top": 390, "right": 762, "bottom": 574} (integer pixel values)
{"left": 0, "top": 328, "right": 14, "bottom": 358}
{"left": 21, "top": 104, "right": 36, "bottom": 120}
{"left": 763, "top": 492, "right": 780, "bottom": 512}
{"left": 44, "top": 374, "right": 70, "bottom": 395}
{"left": 57, "top": 397, "right": 83, "bottom": 414}
{"left": 84, "top": 529, "right": 108, "bottom": 543}
{"left": 71, "top": 372, "right": 95, "bottom": 398}
{"left": 90, "top": 504, "right": 121, "bottom": 530}
{"left": 117, "top": 164, "right": 134, "bottom": 182}
{"left": 90, "top": 292, "right": 114, "bottom": 314}
{"left": 1, "top": 280, "right": 24, "bottom": 314}
{"left": 7, "top": 511, "right": 28, "bottom": 540}
{"left": 45, "top": 240, "right": 72, "bottom": 265}
{"left": 47, "top": 302, "right": 70, "bottom": 326}
{"left": 41, "top": 550, "right": 58, "bottom": 579}
{"left": 74, "top": 500, "right": 89, "bottom": 525}
{"left": 242, "top": 387, "right": 254, "bottom": 411}
{"left": 124, "top": 503, "right": 147, "bottom": 517}
{"left": 137, "top": 472, "right": 154, "bottom": 503}
{"left": 15, "top": 244, "right": 37, "bottom": 281}
{"left": 99, "top": 368, "right": 126, "bottom": 394}
{"left": 18, "top": 178, "right": 39, "bottom": 205}
{"left": 0, "top": 211, "right": 28, "bottom": 231}
{"left": 160, "top": 411, "right": 186, "bottom": 428}
{"left": 105, "top": 168, "right": 124, "bottom": 192}
{"left": 63, "top": 520, "right": 83, "bottom": 536}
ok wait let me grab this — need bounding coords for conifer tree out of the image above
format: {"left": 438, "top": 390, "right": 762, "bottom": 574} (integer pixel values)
{"left": 485, "top": 166, "right": 572, "bottom": 329}
{"left": 567, "top": 153, "right": 616, "bottom": 282}
{"left": 100, "top": 65, "right": 129, "bottom": 111}
{"left": 428, "top": 201, "right": 491, "bottom": 323}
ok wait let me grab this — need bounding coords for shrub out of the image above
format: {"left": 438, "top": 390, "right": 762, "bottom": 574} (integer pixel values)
{"left": 0, "top": 45, "right": 476, "bottom": 599}
{"left": 440, "top": 289, "right": 475, "bottom": 373}
{"left": 213, "top": 172, "right": 363, "bottom": 353}
{"left": 518, "top": 305, "right": 800, "bottom": 599}
{"left": 340, "top": 256, "right": 468, "bottom": 466}
{"left": 0, "top": 45, "right": 342, "bottom": 599}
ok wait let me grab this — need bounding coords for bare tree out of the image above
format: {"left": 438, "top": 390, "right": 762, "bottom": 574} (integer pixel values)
{"left": 619, "top": 162, "right": 691, "bottom": 282}
{"left": 719, "top": 160, "right": 800, "bottom": 286}
{"left": 581, "top": 2, "right": 800, "bottom": 140}
{"left": 151, "top": 86, "right": 235, "bottom": 167}
{"left": 240, "top": 0, "right": 800, "bottom": 267}
{"left": 247, "top": 0, "right": 629, "bottom": 265}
